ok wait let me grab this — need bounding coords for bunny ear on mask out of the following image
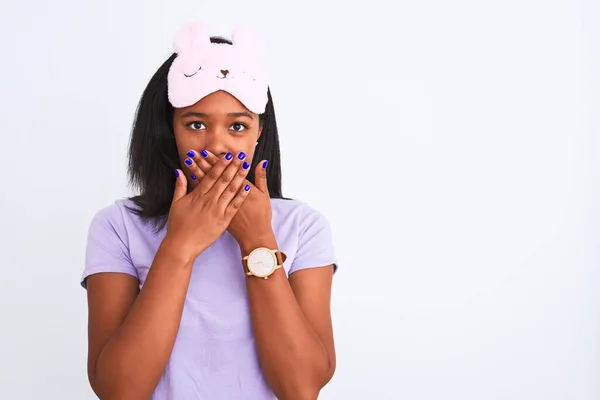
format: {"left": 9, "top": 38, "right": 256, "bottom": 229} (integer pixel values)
{"left": 167, "top": 22, "right": 269, "bottom": 114}
{"left": 172, "top": 22, "right": 211, "bottom": 54}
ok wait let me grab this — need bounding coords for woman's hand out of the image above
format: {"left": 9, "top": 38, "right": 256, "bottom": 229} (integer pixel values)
{"left": 183, "top": 150, "right": 275, "bottom": 251}
{"left": 166, "top": 153, "right": 251, "bottom": 262}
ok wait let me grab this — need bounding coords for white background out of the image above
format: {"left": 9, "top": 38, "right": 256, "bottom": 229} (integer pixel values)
{"left": 0, "top": 0, "right": 598, "bottom": 399}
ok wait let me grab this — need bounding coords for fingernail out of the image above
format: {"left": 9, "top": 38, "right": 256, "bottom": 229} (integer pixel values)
{"left": 185, "top": 158, "right": 193, "bottom": 166}
{"left": 262, "top": 160, "right": 268, "bottom": 168}
{"left": 244, "top": 184, "right": 251, "bottom": 191}
{"left": 243, "top": 161, "right": 249, "bottom": 170}
{"left": 201, "top": 150, "right": 208, "bottom": 157}
{"left": 238, "top": 152, "right": 246, "bottom": 160}
{"left": 191, "top": 173, "right": 197, "bottom": 180}
{"left": 225, "top": 153, "right": 233, "bottom": 160}
{"left": 175, "top": 170, "right": 180, "bottom": 177}
{"left": 187, "top": 150, "right": 195, "bottom": 157}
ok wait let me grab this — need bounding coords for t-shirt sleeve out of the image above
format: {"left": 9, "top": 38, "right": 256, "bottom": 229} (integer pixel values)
{"left": 288, "top": 204, "right": 338, "bottom": 275}
{"left": 81, "top": 204, "right": 139, "bottom": 288}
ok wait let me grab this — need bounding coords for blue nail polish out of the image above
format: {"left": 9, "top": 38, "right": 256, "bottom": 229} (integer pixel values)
{"left": 262, "top": 160, "right": 268, "bottom": 168}
{"left": 225, "top": 153, "right": 233, "bottom": 160}
{"left": 238, "top": 152, "right": 246, "bottom": 160}
{"left": 201, "top": 150, "right": 208, "bottom": 157}
{"left": 191, "top": 173, "right": 197, "bottom": 180}
{"left": 244, "top": 184, "right": 250, "bottom": 191}
{"left": 175, "top": 170, "right": 179, "bottom": 177}
{"left": 187, "top": 150, "right": 195, "bottom": 157}
{"left": 243, "top": 161, "right": 249, "bottom": 169}
{"left": 185, "top": 158, "right": 192, "bottom": 166}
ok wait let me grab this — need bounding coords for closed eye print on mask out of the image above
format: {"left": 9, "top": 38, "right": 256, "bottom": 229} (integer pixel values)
{"left": 184, "top": 66, "right": 202, "bottom": 78}
{"left": 187, "top": 121, "right": 248, "bottom": 133}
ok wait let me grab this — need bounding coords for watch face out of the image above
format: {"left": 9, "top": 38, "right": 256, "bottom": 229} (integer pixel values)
{"left": 248, "top": 248, "right": 277, "bottom": 277}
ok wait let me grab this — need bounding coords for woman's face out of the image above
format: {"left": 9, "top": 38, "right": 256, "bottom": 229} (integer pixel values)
{"left": 172, "top": 90, "right": 263, "bottom": 181}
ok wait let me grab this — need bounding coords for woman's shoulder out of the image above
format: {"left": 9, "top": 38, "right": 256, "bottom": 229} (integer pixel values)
{"left": 82, "top": 198, "right": 146, "bottom": 288}
{"left": 86, "top": 198, "right": 160, "bottom": 241}
{"left": 270, "top": 198, "right": 333, "bottom": 238}
{"left": 270, "top": 197, "right": 329, "bottom": 221}
{"left": 89, "top": 198, "right": 142, "bottom": 225}
{"left": 271, "top": 198, "right": 338, "bottom": 274}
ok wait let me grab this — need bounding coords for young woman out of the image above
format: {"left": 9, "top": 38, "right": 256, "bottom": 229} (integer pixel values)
{"left": 81, "top": 22, "right": 338, "bottom": 400}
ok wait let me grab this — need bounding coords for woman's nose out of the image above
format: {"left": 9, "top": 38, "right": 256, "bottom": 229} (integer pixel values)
{"left": 203, "top": 137, "right": 229, "bottom": 159}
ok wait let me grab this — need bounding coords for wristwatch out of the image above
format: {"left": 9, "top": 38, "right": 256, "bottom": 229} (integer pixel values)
{"left": 242, "top": 247, "right": 287, "bottom": 279}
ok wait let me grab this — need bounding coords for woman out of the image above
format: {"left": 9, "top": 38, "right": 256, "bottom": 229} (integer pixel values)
{"left": 81, "top": 22, "right": 338, "bottom": 400}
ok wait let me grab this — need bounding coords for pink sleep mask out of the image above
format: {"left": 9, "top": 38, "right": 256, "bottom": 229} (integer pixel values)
{"left": 167, "top": 22, "right": 269, "bottom": 114}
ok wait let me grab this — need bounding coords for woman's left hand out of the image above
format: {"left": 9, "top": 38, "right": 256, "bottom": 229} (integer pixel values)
{"left": 183, "top": 150, "right": 274, "bottom": 249}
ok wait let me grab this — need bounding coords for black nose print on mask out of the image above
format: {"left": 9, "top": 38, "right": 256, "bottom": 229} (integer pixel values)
{"left": 221, "top": 69, "right": 229, "bottom": 77}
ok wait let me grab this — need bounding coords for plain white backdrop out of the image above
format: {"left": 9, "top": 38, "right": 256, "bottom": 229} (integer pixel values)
{"left": 0, "top": 0, "right": 598, "bottom": 399}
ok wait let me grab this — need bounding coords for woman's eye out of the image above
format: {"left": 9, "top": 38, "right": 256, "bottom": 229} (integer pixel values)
{"left": 230, "top": 123, "right": 246, "bottom": 132}
{"left": 189, "top": 122, "right": 206, "bottom": 131}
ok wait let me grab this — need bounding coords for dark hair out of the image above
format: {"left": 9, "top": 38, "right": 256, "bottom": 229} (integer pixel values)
{"left": 126, "top": 37, "right": 286, "bottom": 231}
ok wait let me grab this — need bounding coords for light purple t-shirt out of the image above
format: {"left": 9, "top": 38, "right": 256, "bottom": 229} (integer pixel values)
{"left": 81, "top": 197, "right": 337, "bottom": 400}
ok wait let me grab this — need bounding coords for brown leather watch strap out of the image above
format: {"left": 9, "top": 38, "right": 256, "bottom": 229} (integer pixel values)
{"left": 275, "top": 250, "right": 287, "bottom": 265}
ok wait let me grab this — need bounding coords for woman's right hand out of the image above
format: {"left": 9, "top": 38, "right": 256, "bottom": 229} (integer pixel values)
{"left": 164, "top": 152, "right": 251, "bottom": 262}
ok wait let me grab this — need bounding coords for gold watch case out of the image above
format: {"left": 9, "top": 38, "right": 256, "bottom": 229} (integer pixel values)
{"left": 242, "top": 247, "right": 287, "bottom": 279}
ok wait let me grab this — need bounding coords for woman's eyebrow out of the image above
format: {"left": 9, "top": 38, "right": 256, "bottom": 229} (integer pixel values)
{"left": 180, "top": 111, "right": 209, "bottom": 119}
{"left": 227, "top": 112, "right": 254, "bottom": 120}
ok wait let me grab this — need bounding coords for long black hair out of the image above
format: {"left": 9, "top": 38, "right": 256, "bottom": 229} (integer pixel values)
{"left": 126, "top": 37, "right": 285, "bottom": 231}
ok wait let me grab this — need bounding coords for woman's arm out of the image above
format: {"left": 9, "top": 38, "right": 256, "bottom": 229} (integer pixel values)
{"left": 86, "top": 237, "right": 193, "bottom": 400}
{"left": 240, "top": 236, "right": 336, "bottom": 400}
{"left": 85, "top": 158, "right": 252, "bottom": 399}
